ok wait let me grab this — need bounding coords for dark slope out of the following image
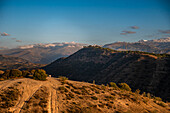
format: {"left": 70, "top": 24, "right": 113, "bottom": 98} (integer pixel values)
{"left": 44, "top": 46, "right": 170, "bottom": 101}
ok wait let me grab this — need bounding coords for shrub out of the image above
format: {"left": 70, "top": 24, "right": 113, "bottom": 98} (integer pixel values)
{"left": 93, "top": 80, "right": 95, "bottom": 84}
{"left": 22, "top": 70, "right": 30, "bottom": 77}
{"left": 108, "top": 82, "right": 118, "bottom": 89}
{"left": 147, "top": 93, "right": 151, "bottom": 99}
{"left": 118, "top": 83, "right": 131, "bottom": 91}
{"left": 59, "top": 76, "right": 68, "bottom": 81}
{"left": 135, "top": 89, "right": 140, "bottom": 94}
{"left": 33, "top": 69, "right": 47, "bottom": 81}
{"left": 142, "top": 92, "right": 146, "bottom": 97}
{"left": 1, "top": 70, "right": 10, "bottom": 79}
{"left": 10, "top": 69, "right": 22, "bottom": 78}
{"left": 157, "top": 102, "right": 166, "bottom": 107}
{"left": 30, "top": 69, "right": 36, "bottom": 75}
{"left": 154, "top": 97, "right": 162, "bottom": 101}
{"left": 91, "top": 96, "right": 98, "bottom": 100}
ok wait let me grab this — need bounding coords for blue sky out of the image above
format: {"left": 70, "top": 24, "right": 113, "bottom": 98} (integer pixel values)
{"left": 0, "top": 0, "right": 170, "bottom": 48}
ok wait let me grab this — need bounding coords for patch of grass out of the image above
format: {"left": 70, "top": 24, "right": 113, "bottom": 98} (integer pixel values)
{"left": 91, "top": 96, "right": 98, "bottom": 100}
{"left": 156, "top": 102, "right": 166, "bottom": 107}
{"left": 118, "top": 83, "right": 131, "bottom": 91}
{"left": 105, "top": 95, "right": 115, "bottom": 100}
{"left": 0, "top": 87, "right": 20, "bottom": 108}
{"left": 66, "top": 93, "right": 74, "bottom": 100}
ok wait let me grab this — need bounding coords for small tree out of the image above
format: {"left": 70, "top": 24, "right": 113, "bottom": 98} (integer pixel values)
{"left": 33, "top": 69, "right": 47, "bottom": 81}
{"left": 31, "top": 69, "right": 36, "bottom": 75}
{"left": 135, "top": 89, "right": 140, "bottom": 94}
{"left": 1, "top": 70, "right": 10, "bottom": 79}
{"left": 22, "top": 70, "right": 30, "bottom": 77}
{"left": 108, "top": 82, "right": 118, "bottom": 89}
{"left": 118, "top": 83, "right": 131, "bottom": 91}
{"left": 10, "top": 69, "right": 22, "bottom": 78}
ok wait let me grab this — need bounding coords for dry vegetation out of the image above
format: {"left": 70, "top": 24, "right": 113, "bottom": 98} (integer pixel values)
{"left": 21, "top": 86, "right": 49, "bottom": 113}
{"left": 0, "top": 77, "right": 169, "bottom": 113}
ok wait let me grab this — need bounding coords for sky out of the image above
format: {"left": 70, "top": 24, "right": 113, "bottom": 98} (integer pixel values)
{"left": 0, "top": 0, "right": 170, "bottom": 48}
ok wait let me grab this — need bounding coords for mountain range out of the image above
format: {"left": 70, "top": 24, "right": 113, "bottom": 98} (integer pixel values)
{"left": 0, "top": 38, "right": 169, "bottom": 64}
{"left": 104, "top": 37, "right": 170, "bottom": 54}
{"left": 0, "top": 42, "right": 87, "bottom": 64}
{"left": 0, "top": 54, "right": 45, "bottom": 70}
{"left": 43, "top": 46, "right": 170, "bottom": 101}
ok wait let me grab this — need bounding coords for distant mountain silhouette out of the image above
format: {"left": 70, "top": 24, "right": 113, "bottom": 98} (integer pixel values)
{"left": 44, "top": 46, "right": 170, "bottom": 101}
{"left": 0, "top": 38, "right": 169, "bottom": 64}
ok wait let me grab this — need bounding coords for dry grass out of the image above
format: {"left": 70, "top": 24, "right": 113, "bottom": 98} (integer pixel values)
{"left": 0, "top": 77, "right": 169, "bottom": 113}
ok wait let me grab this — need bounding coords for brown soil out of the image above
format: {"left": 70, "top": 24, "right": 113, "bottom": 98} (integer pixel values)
{"left": 0, "top": 77, "right": 169, "bottom": 113}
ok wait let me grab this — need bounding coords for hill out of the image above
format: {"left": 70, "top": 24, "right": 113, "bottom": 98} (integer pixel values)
{"left": 0, "top": 42, "right": 87, "bottom": 64}
{"left": 44, "top": 46, "right": 170, "bottom": 101}
{"left": 0, "top": 77, "right": 169, "bottom": 113}
{"left": 0, "top": 54, "right": 44, "bottom": 70}
{"left": 103, "top": 37, "right": 170, "bottom": 54}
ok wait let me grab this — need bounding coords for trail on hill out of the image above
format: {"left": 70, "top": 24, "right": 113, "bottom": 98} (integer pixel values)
{"left": 0, "top": 77, "right": 169, "bottom": 113}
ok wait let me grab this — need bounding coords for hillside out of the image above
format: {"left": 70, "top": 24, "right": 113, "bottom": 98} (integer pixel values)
{"left": 0, "top": 54, "right": 44, "bottom": 70}
{"left": 0, "top": 77, "right": 169, "bottom": 113}
{"left": 103, "top": 37, "right": 170, "bottom": 54}
{"left": 0, "top": 42, "right": 87, "bottom": 64}
{"left": 44, "top": 46, "right": 170, "bottom": 101}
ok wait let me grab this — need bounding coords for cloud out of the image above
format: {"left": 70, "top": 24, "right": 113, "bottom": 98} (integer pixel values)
{"left": 159, "top": 30, "right": 170, "bottom": 34}
{"left": 16, "top": 40, "right": 22, "bottom": 42}
{"left": 120, "top": 31, "right": 136, "bottom": 35}
{"left": 130, "top": 26, "right": 139, "bottom": 29}
{"left": 120, "top": 33, "right": 127, "bottom": 35}
{"left": 1, "top": 32, "right": 10, "bottom": 36}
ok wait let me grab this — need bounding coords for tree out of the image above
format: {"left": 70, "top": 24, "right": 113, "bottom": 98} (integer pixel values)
{"left": 108, "top": 82, "right": 118, "bottom": 89}
{"left": 22, "top": 70, "right": 30, "bottom": 77}
{"left": 1, "top": 70, "right": 10, "bottom": 79}
{"left": 10, "top": 69, "right": 22, "bottom": 78}
{"left": 33, "top": 69, "right": 47, "bottom": 81}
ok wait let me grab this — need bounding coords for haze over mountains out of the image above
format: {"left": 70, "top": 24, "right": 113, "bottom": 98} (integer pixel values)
{"left": 0, "top": 38, "right": 169, "bottom": 64}
{"left": 0, "top": 42, "right": 87, "bottom": 64}
{"left": 104, "top": 37, "right": 170, "bottom": 54}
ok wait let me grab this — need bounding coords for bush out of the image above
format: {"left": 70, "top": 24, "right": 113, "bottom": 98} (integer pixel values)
{"left": 33, "top": 69, "right": 47, "bottom": 81}
{"left": 22, "top": 70, "right": 30, "bottom": 77}
{"left": 154, "top": 97, "right": 162, "bottom": 101}
{"left": 59, "top": 76, "right": 68, "bottom": 84}
{"left": 118, "top": 83, "right": 131, "bottom": 91}
{"left": 1, "top": 70, "right": 10, "bottom": 79}
{"left": 135, "top": 89, "right": 140, "bottom": 94}
{"left": 59, "top": 76, "right": 68, "bottom": 81}
{"left": 108, "top": 82, "right": 118, "bottom": 89}
{"left": 31, "top": 69, "right": 36, "bottom": 75}
{"left": 10, "top": 69, "right": 22, "bottom": 78}
{"left": 91, "top": 96, "right": 98, "bottom": 100}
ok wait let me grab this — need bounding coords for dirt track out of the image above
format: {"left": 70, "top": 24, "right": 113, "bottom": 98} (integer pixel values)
{"left": 0, "top": 77, "right": 170, "bottom": 113}
{"left": 0, "top": 77, "right": 60, "bottom": 113}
